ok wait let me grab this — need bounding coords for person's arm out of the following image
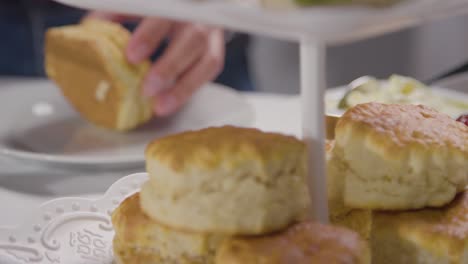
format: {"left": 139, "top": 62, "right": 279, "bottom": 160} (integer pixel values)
{"left": 85, "top": 12, "right": 225, "bottom": 116}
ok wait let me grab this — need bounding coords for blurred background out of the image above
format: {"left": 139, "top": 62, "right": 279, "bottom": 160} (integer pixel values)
{"left": 3, "top": 1, "right": 468, "bottom": 93}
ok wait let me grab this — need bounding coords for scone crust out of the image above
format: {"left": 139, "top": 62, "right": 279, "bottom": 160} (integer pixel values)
{"left": 145, "top": 126, "right": 306, "bottom": 173}
{"left": 373, "top": 191, "right": 468, "bottom": 263}
{"left": 113, "top": 237, "right": 163, "bottom": 264}
{"left": 337, "top": 102, "right": 467, "bottom": 156}
{"left": 142, "top": 126, "right": 309, "bottom": 235}
{"left": 112, "top": 193, "right": 224, "bottom": 264}
{"left": 215, "top": 221, "right": 371, "bottom": 264}
{"left": 335, "top": 103, "right": 468, "bottom": 210}
{"left": 45, "top": 19, "right": 152, "bottom": 131}
{"left": 113, "top": 236, "right": 214, "bottom": 264}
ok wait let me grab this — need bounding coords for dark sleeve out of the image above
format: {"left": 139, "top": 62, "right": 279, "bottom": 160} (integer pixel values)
{"left": 0, "top": 1, "right": 85, "bottom": 77}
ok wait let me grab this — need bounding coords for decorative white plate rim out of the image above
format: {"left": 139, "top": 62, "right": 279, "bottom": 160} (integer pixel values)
{"left": 0, "top": 172, "right": 148, "bottom": 264}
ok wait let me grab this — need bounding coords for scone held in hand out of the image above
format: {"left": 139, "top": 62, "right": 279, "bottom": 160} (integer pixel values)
{"left": 45, "top": 19, "right": 152, "bottom": 131}
{"left": 140, "top": 126, "right": 309, "bottom": 235}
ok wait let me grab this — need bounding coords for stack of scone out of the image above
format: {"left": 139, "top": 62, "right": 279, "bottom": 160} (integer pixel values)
{"left": 112, "top": 126, "right": 370, "bottom": 264}
{"left": 327, "top": 102, "right": 468, "bottom": 263}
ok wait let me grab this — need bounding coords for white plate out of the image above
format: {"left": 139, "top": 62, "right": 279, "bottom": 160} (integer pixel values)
{"left": 325, "top": 85, "right": 468, "bottom": 118}
{"left": 0, "top": 79, "right": 254, "bottom": 169}
{"left": 0, "top": 172, "right": 148, "bottom": 264}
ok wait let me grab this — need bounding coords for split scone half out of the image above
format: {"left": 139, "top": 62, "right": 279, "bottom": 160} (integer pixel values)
{"left": 140, "top": 126, "right": 309, "bottom": 235}
{"left": 45, "top": 19, "right": 152, "bottom": 132}
{"left": 333, "top": 102, "right": 468, "bottom": 210}
{"left": 371, "top": 191, "right": 468, "bottom": 264}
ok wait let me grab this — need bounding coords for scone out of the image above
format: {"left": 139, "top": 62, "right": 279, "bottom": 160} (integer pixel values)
{"left": 140, "top": 126, "right": 309, "bottom": 235}
{"left": 112, "top": 193, "right": 225, "bottom": 264}
{"left": 371, "top": 191, "right": 468, "bottom": 264}
{"left": 215, "top": 221, "right": 371, "bottom": 264}
{"left": 334, "top": 102, "right": 468, "bottom": 210}
{"left": 45, "top": 19, "right": 153, "bottom": 131}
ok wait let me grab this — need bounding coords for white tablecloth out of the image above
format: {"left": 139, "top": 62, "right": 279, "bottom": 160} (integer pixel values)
{"left": 0, "top": 92, "right": 302, "bottom": 227}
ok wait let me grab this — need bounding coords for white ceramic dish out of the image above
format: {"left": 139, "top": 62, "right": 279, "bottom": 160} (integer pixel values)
{"left": 0, "top": 80, "right": 254, "bottom": 169}
{"left": 0, "top": 172, "right": 148, "bottom": 264}
{"left": 325, "top": 85, "right": 468, "bottom": 118}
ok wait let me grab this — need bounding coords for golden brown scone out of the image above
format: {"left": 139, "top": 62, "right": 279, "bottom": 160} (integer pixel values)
{"left": 371, "top": 191, "right": 468, "bottom": 264}
{"left": 140, "top": 126, "right": 309, "bottom": 235}
{"left": 215, "top": 221, "right": 371, "bottom": 264}
{"left": 112, "top": 193, "right": 225, "bottom": 264}
{"left": 45, "top": 19, "right": 152, "bottom": 131}
{"left": 334, "top": 102, "right": 468, "bottom": 210}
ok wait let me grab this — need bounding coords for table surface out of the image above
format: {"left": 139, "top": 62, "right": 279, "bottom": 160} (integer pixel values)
{"left": 0, "top": 92, "right": 302, "bottom": 227}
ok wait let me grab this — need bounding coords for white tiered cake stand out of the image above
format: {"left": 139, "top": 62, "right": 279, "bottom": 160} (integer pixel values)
{"left": 53, "top": 0, "right": 468, "bottom": 223}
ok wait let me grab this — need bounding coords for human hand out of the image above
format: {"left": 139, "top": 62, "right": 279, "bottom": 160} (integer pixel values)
{"left": 86, "top": 12, "right": 225, "bottom": 116}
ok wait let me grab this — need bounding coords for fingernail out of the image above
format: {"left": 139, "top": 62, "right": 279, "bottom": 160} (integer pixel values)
{"left": 127, "top": 42, "right": 150, "bottom": 63}
{"left": 155, "top": 94, "right": 178, "bottom": 116}
{"left": 143, "top": 75, "right": 165, "bottom": 97}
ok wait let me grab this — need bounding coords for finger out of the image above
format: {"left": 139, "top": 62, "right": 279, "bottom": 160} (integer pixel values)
{"left": 154, "top": 24, "right": 209, "bottom": 80}
{"left": 154, "top": 28, "right": 225, "bottom": 116}
{"left": 126, "top": 17, "right": 172, "bottom": 64}
{"left": 143, "top": 24, "right": 208, "bottom": 97}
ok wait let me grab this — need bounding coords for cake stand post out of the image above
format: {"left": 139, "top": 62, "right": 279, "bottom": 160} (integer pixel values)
{"left": 300, "top": 36, "right": 328, "bottom": 224}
